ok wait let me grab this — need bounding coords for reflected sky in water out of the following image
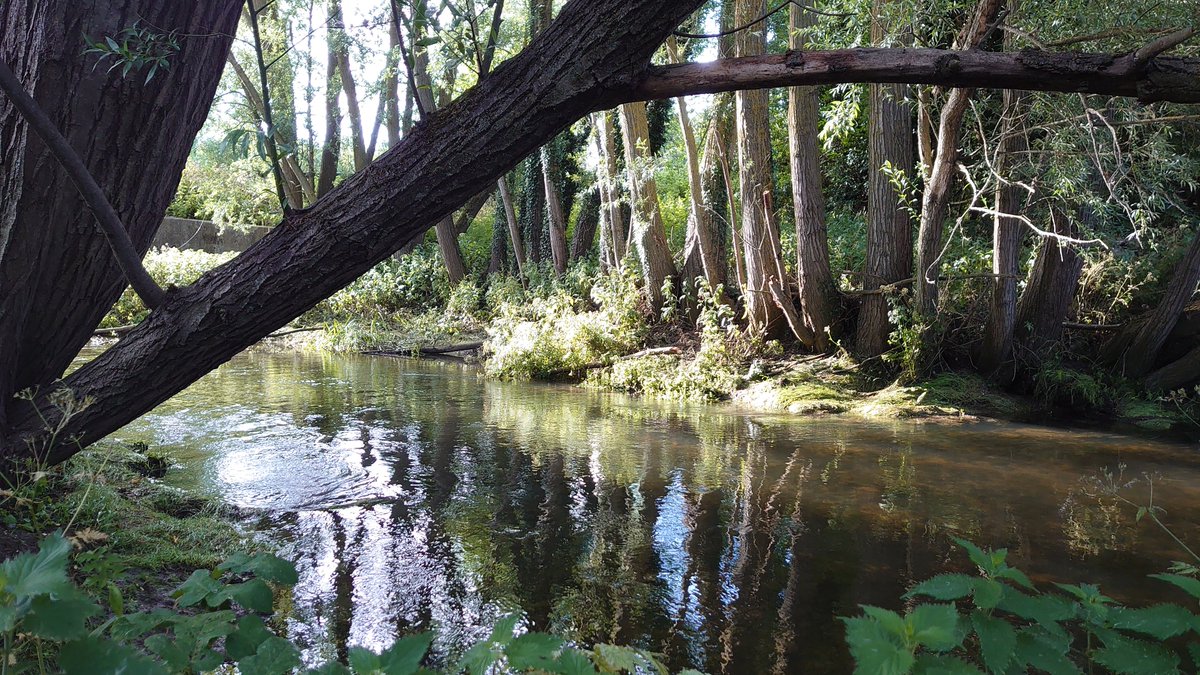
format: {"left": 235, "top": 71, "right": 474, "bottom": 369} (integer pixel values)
{"left": 98, "top": 349, "right": 1200, "bottom": 673}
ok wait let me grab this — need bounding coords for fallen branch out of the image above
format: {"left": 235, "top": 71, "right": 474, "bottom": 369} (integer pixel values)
{"left": 1062, "top": 322, "right": 1121, "bottom": 331}
{"left": 92, "top": 324, "right": 139, "bottom": 338}
{"left": 543, "top": 346, "right": 683, "bottom": 378}
{"left": 264, "top": 326, "right": 324, "bottom": 339}
{"left": 363, "top": 341, "right": 485, "bottom": 358}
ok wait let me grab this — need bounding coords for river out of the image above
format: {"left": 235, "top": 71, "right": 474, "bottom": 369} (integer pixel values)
{"left": 100, "top": 348, "right": 1200, "bottom": 673}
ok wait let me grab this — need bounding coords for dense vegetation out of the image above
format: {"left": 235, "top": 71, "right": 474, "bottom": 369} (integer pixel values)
{"left": 144, "top": 0, "right": 1200, "bottom": 424}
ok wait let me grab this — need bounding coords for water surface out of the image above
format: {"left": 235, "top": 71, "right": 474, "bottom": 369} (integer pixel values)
{"left": 103, "top": 349, "right": 1200, "bottom": 673}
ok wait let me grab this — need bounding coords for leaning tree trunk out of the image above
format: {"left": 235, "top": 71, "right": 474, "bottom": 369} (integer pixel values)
{"left": 912, "top": 0, "right": 1003, "bottom": 328}
{"left": 618, "top": 101, "right": 677, "bottom": 311}
{"left": 734, "top": 0, "right": 786, "bottom": 335}
{"left": 0, "top": 1, "right": 241, "bottom": 438}
{"left": 667, "top": 38, "right": 721, "bottom": 293}
{"left": 541, "top": 145, "right": 570, "bottom": 275}
{"left": 1014, "top": 208, "right": 1084, "bottom": 361}
{"left": 788, "top": 1, "right": 835, "bottom": 351}
{"left": 330, "top": 0, "right": 368, "bottom": 172}
{"left": 1103, "top": 231, "right": 1200, "bottom": 377}
{"left": 977, "top": 87, "right": 1029, "bottom": 373}
{"left": 855, "top": 0, "right": 915, "bottom": 359}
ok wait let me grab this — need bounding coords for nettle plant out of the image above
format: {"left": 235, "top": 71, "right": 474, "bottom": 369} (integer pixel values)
{"left": 2, "top": 532, "right": 703, "bottom": 675}
{"left": 842, "top": 538, "right": 1200, "bottom": 674}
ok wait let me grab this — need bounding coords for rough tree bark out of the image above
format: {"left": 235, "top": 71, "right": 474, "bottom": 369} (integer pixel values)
{"left": 1014, "top": 208, "right": 1084, "bottom": 361}
{"left": 734, "top": 0, "right": 787, "bottom": 335}
{"left": 618, "top": 101, "right": 677, "bottom": 311}
{"left": 787, "top": 1, "right": 835, "bottom": 351}
{"left": 977, "top": 88, "right": 1029, "bottom": 373}
{"left": 0, "top": 1, "right": 242, "bottom": 441}
{"left": 541, "top": 146, "right": 570, "bottom": 275}
{"left": 855, "top": 0, "right": 915, "bottom": 359}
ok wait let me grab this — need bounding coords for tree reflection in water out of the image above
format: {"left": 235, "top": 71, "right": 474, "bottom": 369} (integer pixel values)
{"left": 103, "top": 350, "right": 1200, "bottom": 673}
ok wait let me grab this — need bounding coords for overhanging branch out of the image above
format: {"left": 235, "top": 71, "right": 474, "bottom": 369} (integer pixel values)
{"left": 625, "top": 48, "right": 1200, "bottom": 104}
{"left": 0, "top": 59, "right": 166, "bottom": 309}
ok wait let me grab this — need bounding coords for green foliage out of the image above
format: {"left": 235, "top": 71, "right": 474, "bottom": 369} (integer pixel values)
{"left": 167, "top": 159, "right": 281, "bottom": 229}
{"left": 486, "top": 267, "right": 645, "bottom": 381}
{"left": 83, "top": 21, "right": 180, "bottom": 83}
{"left": 1, "top": 533, "right": 702, "bottom": 674}
{"left": 101, "top": 248, "right": 236, "bottom": 328}
{"left": 844, "top": 539, "right": 1200, "bottom": 675}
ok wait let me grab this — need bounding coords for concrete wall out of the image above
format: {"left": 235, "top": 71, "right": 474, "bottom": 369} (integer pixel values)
{"left": 151, "top": 217, "right": 270, "bottom": 254}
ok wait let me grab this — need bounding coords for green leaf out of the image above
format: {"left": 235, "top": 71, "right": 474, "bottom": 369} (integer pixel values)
{"left": 1109, "top": 604, "right": 1196, "bottom": 639}
{"left": 457, "top": 640, "right": 500, "bottom": 675}
{"left": 59, "top": 636, "right": 169, "bottom": 675}
{"left": 24, "top": 589, "right": 101, "bottom": 640}
{"left": 953, "top": 539, "right": 993, "bottom": 573}
{"left": 378, "top": 632, "right": 434, "bottom": 674}
{"left": 972, "top": 578, "right": 1003, "bottom": 610}
{"left": 173, "top": 568, "right": 222, "bottom": 607}
{"left": 995, "top": 588, "right": 1074, "bottom": 627}
{"left": 348, "top": 646, "right": 382, "bottom": 673}
{"left": 1, "top": 533, "right": 72, "bottom": 600}
{"left": 861, "top": 606, "right": 907, "bottom": 638}
{"left": 506, "top": 632, "right": 565, "bottom": 671}
{"left": 593, "top": 644, "right": 645, "bottom": 672}
{"left": 238, "top": 636, "right": 304, "bottom": 675}
{"left": 414, "top": 36, "right": 441, "bottom": 47}
{"left": 553, "top": 648, "right": 599, "bottom": 675}
{"left": 912, "top": 653, "right": 983, "bottom": 674}
{"left": 310, "top": 663, "right": 353, "bottom": 675}
{"left": 970, "top": 611, "right": 1016, "bottom": 674}
{"left": 993, "top": 567, "right": 1035, "bottom": 591}
{"left": 225, "top": 578, "right": 275, "bottom": 613}
{"left": 1091, "top": 632, "right": 1180, "bottom": 674}
{"left": 909, "top": 605, "right": 962, "bottom": 653}
{"left": 1012, "top": 628, "right": 1079, "bottom": 675}
{"left": 844, "top": 616, "right": 914, "bottom": 675}
{"left": 907, "top": 574, "right": 976, "bottom": 601}
{"left": 109, "top": 609, "right": 180, "bottom": 641}
{"left": 250, "top": 553, "right": 300, "bottom": 585}
{"left": 226, "top": 614, "right": 274, "bottom": 661}
{"left": 488, "top": 613, "right": 522, "bottom": 645}
{"left": 1151, "top": 574, "right": 1200, "bottom": 602}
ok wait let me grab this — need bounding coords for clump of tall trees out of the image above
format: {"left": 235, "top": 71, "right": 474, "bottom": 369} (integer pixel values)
{"left": 1, "top": 0, "right": 1199, "bottom": 467}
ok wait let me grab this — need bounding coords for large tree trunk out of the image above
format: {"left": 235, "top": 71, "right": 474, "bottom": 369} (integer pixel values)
{"left": 977, "top": 88, "right": 1029, "bottom": 373}
{"left": 1014, "top": 208, "right": 1084, "bottom": 361}
{"left": 0, "top": 1, "right": 241, "bottom": 438}
{"left": 618, "top": 101, "right": 677, "bottom": 311}
{"left": 912, "top": 0, "right": 1003, "bottom": 327}
{"left": 497, "top": 175, "right": 527, "bottom": 276}
{"left": 787, "top": 1, "right": 835, "bottom": 351}
{"left": 854, "top": 0, "right": 915, "bottom": 359}
{"left": 734, "top": 0, "right": 786, "bottom": 335}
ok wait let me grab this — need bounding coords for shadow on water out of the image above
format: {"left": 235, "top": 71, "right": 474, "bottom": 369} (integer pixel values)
{"left": 97, "top": 348, "right": 1200, "bottom": 673}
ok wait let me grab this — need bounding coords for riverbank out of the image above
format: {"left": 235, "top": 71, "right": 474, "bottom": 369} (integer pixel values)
{"left": 0, "top": 442, "right": 250, "bottom": 607}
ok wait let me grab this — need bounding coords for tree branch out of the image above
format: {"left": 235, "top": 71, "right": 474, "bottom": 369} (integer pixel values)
{"left": 0, "top": 59, "right": 165, "bottom": 309}
{"left": 627, "top": 48, "right": 1200, "bottom": 104}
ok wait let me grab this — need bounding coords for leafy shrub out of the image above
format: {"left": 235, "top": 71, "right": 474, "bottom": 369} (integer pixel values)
{"left": 305, "top": 246, "right": 451, "bottom": 325}
{"left": 485, "top": 268, "right": 645, "bottom": 380}
{"left": 167, "top": 159, "right": 279, "bottom": 229}
{"left": 101, "top": 248, "right": 236, "bottom": 328}
{"left": 843, "top": 538, "right": 1200, "bottom": 674}
{"left": 1, "top": 533, "right": 704, "bottom": 674}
